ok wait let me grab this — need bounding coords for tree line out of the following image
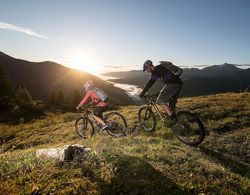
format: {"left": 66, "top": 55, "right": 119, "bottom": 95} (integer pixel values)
{"left": 49, "top": 89, "right": 81, "bottom": 108}
{"left": 0, "top": 64, "right": 82, "bottom": 121}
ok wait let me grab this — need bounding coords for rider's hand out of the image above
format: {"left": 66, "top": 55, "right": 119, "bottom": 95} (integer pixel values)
{"left": 139, "top": 93, "right": 144, "bottom": 99}
{"left": 76, "top": 106, "right": 80, "bottom": 111}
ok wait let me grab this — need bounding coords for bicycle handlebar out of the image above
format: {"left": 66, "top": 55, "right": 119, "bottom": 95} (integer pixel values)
{"left": 82, "top": 103, "right": 95, "bottom": 108}
{"left": 77, "top": 104, "right": 95, "bottom": 112}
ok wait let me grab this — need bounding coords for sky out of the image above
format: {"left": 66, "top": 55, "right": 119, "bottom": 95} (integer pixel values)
{"left": 0, "top": 0, "right": 250, "bottom": 74}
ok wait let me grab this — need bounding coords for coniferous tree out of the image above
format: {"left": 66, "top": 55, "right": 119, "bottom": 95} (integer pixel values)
{"left": 72, "top": 89, "right": 81, "bottom": 107}
{"left": 50, "top": 92, "right": 56, "bottom": 105}
{"left": 56, "top": 91, "right": 64, "bottom": 106}
{"left": 0, "top": 64, "right": 16, "bottom": 113}
{"left": 15, "top": 84, "right": 33, "bottom": 106}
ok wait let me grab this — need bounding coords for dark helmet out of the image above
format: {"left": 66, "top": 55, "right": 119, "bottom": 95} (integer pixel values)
{"left": 143, "top": 60, "right": 153, "bottom": 72}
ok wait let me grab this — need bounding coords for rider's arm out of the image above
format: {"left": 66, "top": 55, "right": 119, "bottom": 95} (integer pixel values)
{"left": 89, "top": 91, "right": 101, "bottom": 105}
{"left": 78, "top": 91, "right": 91, "bottom": 107}
{"left": 140, "top": 76, "right": 157, "bottom": 96}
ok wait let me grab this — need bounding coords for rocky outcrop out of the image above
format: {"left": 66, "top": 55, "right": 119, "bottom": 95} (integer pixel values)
{"left": 36, "top": 144, "right": 91, "bottom": 161}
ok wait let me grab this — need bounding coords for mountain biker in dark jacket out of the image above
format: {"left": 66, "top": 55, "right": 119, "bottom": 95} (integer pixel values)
{"left": 139, "top": 60, "right": 183, "bottom": 121}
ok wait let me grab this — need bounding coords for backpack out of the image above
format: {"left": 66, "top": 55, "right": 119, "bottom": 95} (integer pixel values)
{"left": 159, "top": 61, "right": 183, "bottom": 76}
{"left": 93, "top": 87, "right": 108, "bottom": 102}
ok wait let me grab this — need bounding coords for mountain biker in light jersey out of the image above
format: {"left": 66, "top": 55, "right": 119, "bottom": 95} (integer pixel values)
{"left": 76, "top": 80, "right": 109, "bottom": 130}
{"left": 139, "top": 60, "right": 183, "bottom": 122}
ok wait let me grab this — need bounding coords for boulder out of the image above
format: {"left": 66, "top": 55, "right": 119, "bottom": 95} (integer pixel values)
{"left": 36, "top": 144, "right": 91, "bottom": 161}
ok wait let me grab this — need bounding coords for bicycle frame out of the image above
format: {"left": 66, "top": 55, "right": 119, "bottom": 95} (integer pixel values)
{"left": 77, "top": 105, "right": 128, "bottom": 138}
{"left": 145, "top": 101, "right": 166, "bottom": 122}
{"left": 140, "top": 95, "right": 206, "bottom": 146}
{"left": 81, "top": 107, "right": 100, "bottom": 128}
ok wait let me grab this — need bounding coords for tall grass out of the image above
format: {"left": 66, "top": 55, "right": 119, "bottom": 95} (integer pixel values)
{"left": 0, "top": 93, "right": 249, "bottom": 194}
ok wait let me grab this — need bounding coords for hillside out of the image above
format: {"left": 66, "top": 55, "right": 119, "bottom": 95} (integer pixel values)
{"left": 0, "top": 93, "right": 249, "bottom": 194}
{"left": 0, "top": 52, "right": 134, "bottom": 105}
{"left": 103, "top": 64, "right": 250, "bottom": 97}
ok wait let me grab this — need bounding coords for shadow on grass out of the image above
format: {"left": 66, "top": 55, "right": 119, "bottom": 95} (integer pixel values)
{"left": 199, "top": 146, "right": 250, "bottom": 179}
{"left": 134, "top": 126, "right": 178, "bottom": 143}
{"left": 100, "top": 154, "right": 187, "bottom": 195}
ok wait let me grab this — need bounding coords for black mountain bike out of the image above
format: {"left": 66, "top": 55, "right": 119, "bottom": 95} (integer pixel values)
{"left": 138, "top": 94, "right": 205, "bottom": 146}
{"left": 75, "top": 105, "right": 127, "bottom": 139}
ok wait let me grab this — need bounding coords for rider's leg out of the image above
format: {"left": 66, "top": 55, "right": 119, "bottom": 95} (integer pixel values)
{"left": 169, "top": 97, "right": 177, "bottom": 113}
{"left": 157, "top": 84, "right": 182, "bottom": 117}
{"left": 93, "top": 106, "right": 108, "bottom": 129}
{"left": 160, "top": 104, "right": 172, "bottom": 116}
{"left": 92, "top": 115, "right": 106, "bottom": 126}
{"left": 160, "top": 103, "right": 177, "bottom": 122}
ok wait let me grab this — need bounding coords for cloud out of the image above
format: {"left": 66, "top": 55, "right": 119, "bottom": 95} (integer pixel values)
{"left": 103, "top": 65, "right": 139, "bottom": 69}
{"left": 236, "top": 64, "right": 250, "bottom": 67}
{"left": 103, "top": 65, "right": 124, "bottom": 68}
{"left": 0, "top": 22, "right": 48, "bottom": 39}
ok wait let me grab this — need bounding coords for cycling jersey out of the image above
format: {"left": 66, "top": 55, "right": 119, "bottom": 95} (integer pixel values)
{"left": 141, "top": 65, "right": 182, "bottom": 96}
{"left": 78, "top": 90, "right": 108, "bottom": 107}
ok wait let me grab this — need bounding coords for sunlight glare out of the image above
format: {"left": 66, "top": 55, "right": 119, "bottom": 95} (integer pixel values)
{"left": 68, "top": 53, "right": 99, "bottom": 74}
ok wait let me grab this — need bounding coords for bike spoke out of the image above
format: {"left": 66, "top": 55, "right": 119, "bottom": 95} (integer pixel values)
{"left": 105, "top": 112, "right": 127, "bottom": 137}
{"left": 138, "top": 106, "right": 156, "bottom": 131}
{"left": 174, "top": 111, "right": 205, "bottom": 146}
{"left": 75, "top": 117, "right": 94, "bottom": 139}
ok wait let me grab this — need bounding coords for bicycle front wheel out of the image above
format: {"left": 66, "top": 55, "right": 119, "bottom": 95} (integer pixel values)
{"left": 104, "top": 112, "right": 127, "bottom": 137}
{"left": 173, "top": 111, "right": 205, "bottom": 146}
{"left": 75, "top": 117, "right": 94, "bottom": 139}
{"left": 138, "top": 106, "right": 156, "bottom": 132}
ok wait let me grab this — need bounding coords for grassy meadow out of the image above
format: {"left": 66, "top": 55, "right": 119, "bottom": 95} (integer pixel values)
{"left": 0, "top": 93, "right": 249, "bottom": 194}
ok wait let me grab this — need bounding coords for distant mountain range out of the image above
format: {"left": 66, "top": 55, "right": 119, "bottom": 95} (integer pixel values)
{"left": 0, "top": 52, "right": 134, "bottom": 105}
{"left": 1, "top": 51, "right": 249, "bottom": 103}
{"left": 103, "top": 63, "right": 250, "bottom": 97}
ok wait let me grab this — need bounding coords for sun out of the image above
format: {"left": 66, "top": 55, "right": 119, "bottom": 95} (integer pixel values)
{"left": 68, "top": 53, "right": 99, "bottom": 74}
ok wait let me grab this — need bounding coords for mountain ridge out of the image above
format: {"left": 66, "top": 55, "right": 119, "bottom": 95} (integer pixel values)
{"left": 103, "top": 63, "right": 250, "bottom": 96}
{"left": 0, "top": 52, "right": 134, "bottom": 105}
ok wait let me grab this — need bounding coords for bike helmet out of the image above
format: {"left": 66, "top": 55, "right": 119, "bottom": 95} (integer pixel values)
{"left": 143, "top": 60, "right": 153, "bottom": 72}
{"left": 84, "top": 80, "right": 94, "bottom": 91}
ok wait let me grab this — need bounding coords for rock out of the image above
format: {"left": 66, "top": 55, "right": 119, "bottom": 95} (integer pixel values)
{"left": 36, "top": 144, "right": 91, "bottom": 161}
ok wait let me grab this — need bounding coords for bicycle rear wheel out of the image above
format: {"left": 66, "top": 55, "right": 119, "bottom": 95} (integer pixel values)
{"left": 75, "top": 117, "right": 94, "bottom": 139}
{"left": 104, "top": 112, "right": 127, "bottom": 137}
{"left": 173, "top": 111, "right": 205, "bottom": 146}
{"left": 138, "top": 106, "right": 156, "bottom": 131}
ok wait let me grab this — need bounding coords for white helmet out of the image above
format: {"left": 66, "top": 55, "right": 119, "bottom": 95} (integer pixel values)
{"left": 84, "top": 80, "right": 94, "bottom": 91}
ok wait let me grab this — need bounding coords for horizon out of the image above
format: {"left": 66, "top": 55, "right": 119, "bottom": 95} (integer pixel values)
{"left": 1, "top": 0, "right": 250, "bottom": 74}
{"left": 1, "top": 51, "right": 249, "bottom": 75}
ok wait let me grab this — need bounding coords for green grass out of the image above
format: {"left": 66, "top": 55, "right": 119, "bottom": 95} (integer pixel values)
{"left": 0, "top": 92, "right": 249, "bottom": 194}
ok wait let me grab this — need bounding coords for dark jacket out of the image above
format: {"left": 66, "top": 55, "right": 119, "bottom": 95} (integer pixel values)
{"left": 141, "top": 65, "right": 182, "bottom": 95}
